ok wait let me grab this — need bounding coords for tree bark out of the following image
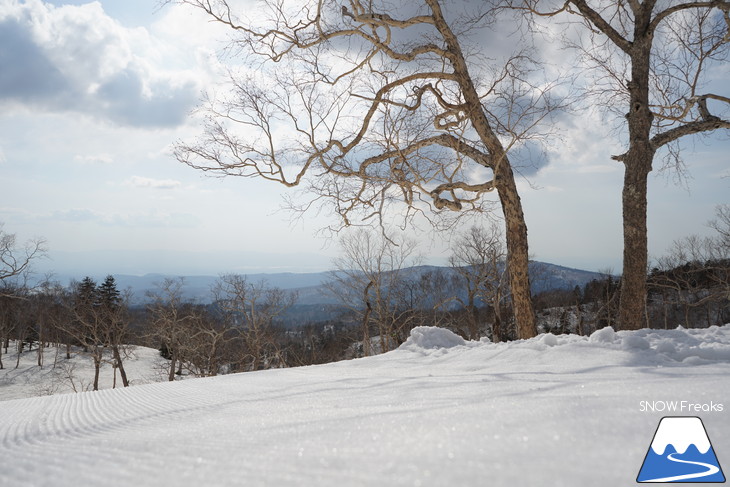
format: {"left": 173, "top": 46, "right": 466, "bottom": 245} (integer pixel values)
{"left": 36, "top": 318, "right": 44, "bottom": 368}
{"left": 15, "top": 339, "right": 23, "bottom": 369}
{"left": 428, "top": 0, "right": 537, "bottom": 338}
{"left": 496, "top": 164, "right": 537, "bottom": 339}
{"left": 619, "top": 9, "right": 654, "bottom": 330}
{"left": 362, "top": 281, "right": 373, "bottom": 356}
{"left": 168, "top": 353, "right": 177, "bottom": 382}
{"left": 619, "top": 151, "right": 651, "bottom": 329}
{"left": 112, "top": 344, "right": 129, "bottom": 387}
{"left": 92, "top": 351, "right": 101, "bottom": 391}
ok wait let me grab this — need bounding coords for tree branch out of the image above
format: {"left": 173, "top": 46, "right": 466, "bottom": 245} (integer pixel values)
{"left": 652, "top": 118, "right": 730, "bottom": 150}
{"left": 649, "top": 1, "right": 730, "bottom": 35}
{"left": 568, "top": 0, "right": 633, "bottom": 54}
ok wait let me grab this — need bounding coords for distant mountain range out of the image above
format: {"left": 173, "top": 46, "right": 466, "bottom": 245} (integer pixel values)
{"left": 58, "top": 261, "right": 605, "bottom": 308}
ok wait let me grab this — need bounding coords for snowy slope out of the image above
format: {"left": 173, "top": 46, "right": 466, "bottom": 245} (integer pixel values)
{"left": 1, "top": 325, "right": 729, "bottom": 487}
{"left": 0, "top": 345, "right": 167, "bottom": 401}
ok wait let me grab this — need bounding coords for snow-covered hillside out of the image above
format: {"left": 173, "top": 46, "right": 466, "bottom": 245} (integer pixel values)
{"left": 1, "top": 325, "right": 729, "bottom": 487}
{"left": 0, "top": 345, "right": 167, "bottom": 401}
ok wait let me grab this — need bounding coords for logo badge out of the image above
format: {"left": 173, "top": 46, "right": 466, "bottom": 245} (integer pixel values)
{"left": 637, "top": 416, "right": 725, "bottom": 483}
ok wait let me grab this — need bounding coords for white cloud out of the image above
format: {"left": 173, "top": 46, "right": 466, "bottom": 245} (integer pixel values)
{"left": 126, "top": 176, "right": 181, "bottom": 190}
{"left": 0, "top": 0, "right": 203, "bottom": 127}
{"left": 74, "top": 153, "right": 113, "bottom": 165}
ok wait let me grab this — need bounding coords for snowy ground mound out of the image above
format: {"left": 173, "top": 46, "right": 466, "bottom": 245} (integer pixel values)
{"left": 1, "top": 325, "right": 729, "bottom": 487}
{"left": 399, "top": 325, "right": 471, "bottom": 351}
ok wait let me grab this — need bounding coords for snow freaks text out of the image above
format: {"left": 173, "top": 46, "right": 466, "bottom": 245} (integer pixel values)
{"left": 639, "top": 401, "right": 724, "bottom": 413}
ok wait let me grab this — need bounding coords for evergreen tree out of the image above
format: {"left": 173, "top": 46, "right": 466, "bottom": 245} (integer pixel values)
{"left": 97, "top": 275, "right": 120, "bottom": 311}
{"left": 76, "top": 277, "right": 98, "bottom": 309}
{"left": 73, "top": 277, "right": 98, "bottom": 334}
{"left": 97, "top": 275, "right": 129, "bottom": 388}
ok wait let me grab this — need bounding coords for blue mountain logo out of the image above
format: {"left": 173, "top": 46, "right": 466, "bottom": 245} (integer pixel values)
{"left": 637, "top": 416, "right": 725, "bottom": 483}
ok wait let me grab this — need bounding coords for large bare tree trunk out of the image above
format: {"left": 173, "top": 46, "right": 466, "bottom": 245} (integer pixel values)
{"left": 550, "top": 0, "right": 730, "bottom": 330}
{"left": 430, "top": 0, "right": 537, "bottom": 339}
{"left": 619, "top": 17, "right": 654, "bottom": 331}
{"left": 619, "top": 151, "right": 651, "bottom": 330}
{"left": 497, "top": 166, "right": 537, "bottom": 339}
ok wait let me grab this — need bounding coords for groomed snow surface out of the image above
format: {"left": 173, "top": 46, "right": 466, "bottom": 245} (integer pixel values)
{"left": 1, "top": 325, "right": 729, "bottom": 487}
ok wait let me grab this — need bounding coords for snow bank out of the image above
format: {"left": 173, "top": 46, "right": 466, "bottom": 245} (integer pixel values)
{"left": 399, "top": 325, "right": 730, "bottom": 365}
{"left": 584, "top": 325, "right": 730, "bottom": 364}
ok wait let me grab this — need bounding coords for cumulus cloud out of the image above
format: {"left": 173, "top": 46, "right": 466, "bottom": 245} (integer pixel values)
{"left": 0, "top": 18, "right": 69, "bottom": 103}
{"left": 126, "top": 176, "right": 182, "bottom": 190}
{"left": 0, "top": 1, "right": 201, "bottom": 127}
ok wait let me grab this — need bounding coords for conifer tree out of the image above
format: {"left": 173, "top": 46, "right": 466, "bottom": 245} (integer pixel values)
{"left": 97, "top": 275, "right": 129, "bottom": 387}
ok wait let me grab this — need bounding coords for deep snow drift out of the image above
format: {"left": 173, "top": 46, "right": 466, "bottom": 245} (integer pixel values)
{"left": 1, "top": 325, "right": 729, "bottom": 487}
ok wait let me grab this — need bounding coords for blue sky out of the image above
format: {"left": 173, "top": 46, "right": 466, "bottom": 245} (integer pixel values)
{"left": 0, "top": 0, "right": 728, "bottom": 277}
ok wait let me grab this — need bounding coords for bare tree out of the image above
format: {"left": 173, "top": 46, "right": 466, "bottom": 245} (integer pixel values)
{"left": 594, "top": 268, "right": 620, "bottom": 330}
{"left": 327, "top": 229, "right": 424, "bottom": 354}
{"left": 97, "top": 276, "right": 131, "bottom": 388}
{"left": 182, "top": 306, "right": 231, "bottom": 377}
{"left": 30, "top": 278, "right": 61, "bottom": 369}
{"left": 39, "top": 280, "right": 73, "bottom": 366}
{"left": 649, "top": 211, "right": 730, "bottom": 328}
{"left": 167, "top": 0, "right": 570, "bottom": 339}
{"left": 448, "top": 224, "right": 509, "bottom": 341}
{"left": 709, "top": 204, "right": 730, "bottom": 253}
{"left": 514, "top": 0, "right": 730, "bottom": 329}
{"left": 0, "top": 224, "right": 48, "bottom": 368}
{"left": 147, "top": 277, "right": 198, "bottom": 381}
{"left": 213, "top": 275, "right": 295, "bottom": 371}
{"left": 60, "top": 277, "right": 107, "bottom": 391}
{"left": 0, "top": 223, "right": 47, "bottom": 292}
{"left": 0, "top": 287, "right": 23, "bottom": 369}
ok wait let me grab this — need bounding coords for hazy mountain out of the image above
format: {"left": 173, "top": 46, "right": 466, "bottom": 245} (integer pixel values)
{"left": 50, "top": 261, "right": 604, "bottom": 308}
{"left": 44, "top": 272, "right": 334, "bottom": 305}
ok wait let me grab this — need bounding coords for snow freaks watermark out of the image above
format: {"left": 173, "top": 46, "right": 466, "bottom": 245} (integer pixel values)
{"left": 639, "top": 400, "right": 724, "bottom": 413}
{"left": 636, "top": 417, "right": 726, "bottom": 483}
